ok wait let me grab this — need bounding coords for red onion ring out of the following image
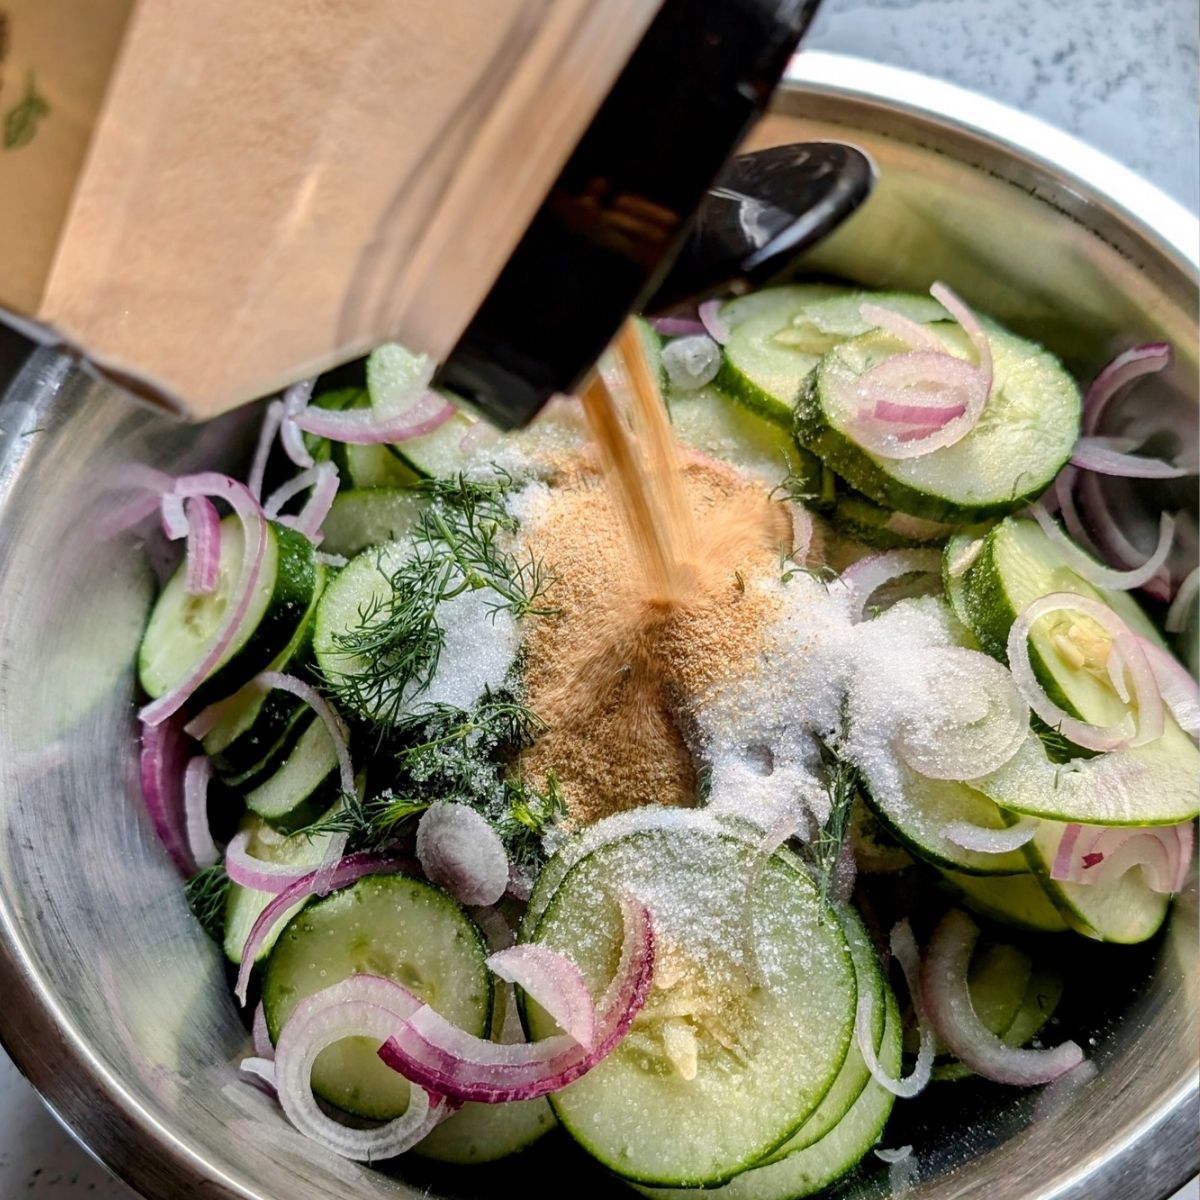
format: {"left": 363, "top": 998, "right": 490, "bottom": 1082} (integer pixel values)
{"left": 160, "top": 493, "right": 189, "bottom": 541}
{"left": 1028, "top": 503, "right": 1175, "bottom": 592}
{"left": 859, "top": 303, "right": 945, "bottom": 353}
{"left": 140, "top": 475, "right": 268, "bottom": 727}
{"left": 873, "top": 397, "right": 967, "bottom": 426}
{"left": 1082, "top": 343, "right": 1172, "bottom": 436}
{"left": 239, "top": 1056, "right": 276, "bottom": 1091}
{"left": 183, "top": 756, "right": 218, "bottom": 869}
{"left": 377, "top": 895, "right": 654, "bottom": 1103}
{"left": 255, "top": 672, "right": 354, "bottom": 796}
{"left": 1070, "top": 435, "right": 1196, "bottom": 480}
{"left": 182, "top": 497, "right": 222, "bottom": 595}
{"left": 838, "top": 549, "right": 943, "bottom": 622}
{"left": 697, "top": 299, "right": 729, "bottom": 344}
{"left": 138, "top": 716, "right": 196, "bottom": 876}
{"left": 1136, "top": 638, "right": 1200, "bottom": 739}
{"left": 1049, "top": 821, "right": 1194, "bottom": 894}
{"left": 1006, "top": 593, "right": 1164, "bottom": 751}
{"left": 273, "top": 975, "right": 446, "bottom": 1160}
{"left": 416, "top": 803, "right": 509, "bottom": 908}
{"left": 650, "top": 316, "right": 706, "bottom": 337}
{"left": 922, "top": 909, "right": 1083, "bottom": 1085}
{"left": 264, "top": 462, "right": 340, "bottom": 543}
{"left": 487, "top": 945, "right": 597, "bottom": 1050}
{"left": 857, "top": 919, "right": 933, "bottom": 1098}
{"left": 293, "top": 390, "right": 455, "bottom": 445}
{"left": 252, "top": 1002, "right": 274, "bottom": 1059}
{"left": 248, "top": 401, "right": 285, "bottom": 501}
{"left": 225, "top": 828, "right": 316, "bottom": 894}
{"left": 1166, "top": 567, "right": 1199, "bottom": 633}
{"left": 280, "top": 379, "right": 317, "bottom": 470}
{"left": 944, "top": 817, "right": 1038, "bottom": 855}
{"left": 234, "top": 851, "right": 415, "bottom": 1004}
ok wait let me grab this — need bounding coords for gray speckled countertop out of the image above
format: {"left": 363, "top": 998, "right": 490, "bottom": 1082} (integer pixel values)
{"left": 1, "top": 0, "right": 1197, "bottom": 1195}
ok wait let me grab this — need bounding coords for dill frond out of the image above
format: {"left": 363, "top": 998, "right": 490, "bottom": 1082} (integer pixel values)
{"left": 803, "top": 736, "right": 861, "bottom": 909}
{"left": 185, "top": 863, "right": 230, "bottom": 942}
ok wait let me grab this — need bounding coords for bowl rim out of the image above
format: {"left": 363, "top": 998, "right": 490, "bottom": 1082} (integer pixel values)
{"left": 0, "top": 51, "right": 1196, "bottom": 1200}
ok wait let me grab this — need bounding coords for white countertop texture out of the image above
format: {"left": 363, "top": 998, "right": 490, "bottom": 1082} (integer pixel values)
{"left": 0, "top": 0, "right": 1196, "bottom": 1195}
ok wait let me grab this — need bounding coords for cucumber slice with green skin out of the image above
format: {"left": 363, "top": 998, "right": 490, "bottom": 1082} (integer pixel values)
{"left": 222, "top": 815, "right": 332, "bottom": 964}
{"left": 389, "top": 413, "right": 476, "bottom": 480}
{"left": 244, "top": 715, "right": 341, "bottom": 832}
{"left": 830, "top": 488, "right": 970, "bottom": 551}
{"left": 716, "top": 285, "right": 854, "bottom": 428}
{"left": 773, "top": 291, "right": 946, "bottom": 353}
{"left": 796, "top": 325, "right": 1081, "bottom": 523}
{"left": 309, "top": 387, "right": 423, "bottom": 488}
{"left": 943, "top": 532, "right": 985, "bottom": 631}
{"left": 665, "top": 385, "right": 801, "bottom": 485}
{"left": 320, "top": 488, "right": 426, "bottom": 559}
{"left": 959, "top": 518, "right": 1200, "bottom": 824}
{"left": 201, "top": 562, "right": 328, "bottom": 782}
{"left": 758, "top": 904, "right": 886, "bottom": 1164}
{"left": 526, "top": 823, "right": 857, "bottom": 1187}
{"left": 635, "top": 976, "right": 901, "bottom": 1200}
{"left": 138, "top": 516, "right": 317, "bottom": 708}
{"left": 313, "top": 540, "right": 409, "bottom": 721}
{"left": 1020, "top": 819, "right": 1171, "bottom": 944}
{"left": 1002, "top": 959, "right": 1064, "bottom": 1048}
{"left": 937, "top": 866, "right": 1070, "bottom": 934}
{"left": 861, "top": 760, "right": 1030, "bottom": 876}
{"left": 263, "top": 873, "right": 491, "bottom": 1121}
{"left": 413, "top": 1097, "right": 556, "bottom": 1165}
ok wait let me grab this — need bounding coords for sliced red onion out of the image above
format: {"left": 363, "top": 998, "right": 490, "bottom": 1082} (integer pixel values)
{"left": 138, "top": 716, "right": 196, "bottom": 875}
{"left": 183, "top": 756, "right": 218, "bottom": 869}
{"left": 1082, "top": 343, "right": 1172, "bottom": 436}
{"left": 280, "top": 379, "right": 317, "bottom": 469}
{"left": 1166, "top": 567, "right": 1199, "bottom": 633}
{"left": 274, "top": 975, "right": 444, "bottom": 1160}
{"left": 895, "top": 647, "right": 1028, "bottom": 781}
{"left": 225, "top": 828, "right": 315, "bottom": 894}
{"left": 255, "top": 672, "right": 354, "bottom": 796}
{"left": 1006, "top": 593, "right": 1164, "bottom": 751}
{"left": 160, "top": 493, "right": 189, "bottom": 541}
{"left": 1053, "top": 466, "right": 1107, "bottom": 564}
{"left": 1034, "top": 1057, "right": 1099, "bottom": 1121}
{"left": 930, "top": 282, "right": 993, "bottom": 382}
{"left": 838, "top": 549, "right": 943, "bottom": 622}
{"left": 94, "top": 465, "right": 175, "bottom": 540}
{"left": 248, "top": 401, "right": 285, "bottom": 501}
{"left": 293, "top": 390, "right": 454, "bottom": 445}
{"left": 923, "top": 909, "right": 1083, "bottom": 1085}
{"left": 859, "top": 302, "right": 944, "bottom": 353}
{"left": 1050, "top": 821, "right": 1194, "bottom": 894}
{"left": 858, "top": 919, "right": 933, "bottom": 1099}
{"left": 698, "top": 299, "right": 730, "bottom": 344}
{"left": 252, "top": 1002, "right": 274, "bottom": 1059}
{"left": 650, "top": 316, "right": 706, "bottom": 337}
{"left": 234, "top": 851, "right": 414, "bottom": 1004}
{"left": 873, "top": 397, "right": 967, "bottom": 426}
{"left": 377, "top": 894, "right": 654, "bottom": 1103}
{"left": 1070, "top": 435, "right": 1196, "bottom": 480}
{"left": 264, "top": 462, "right": 339, "bottom": 543}
{"left": 239, "top": 1056, "right": 277, "bottom": 1091}
{"left": 487, "top": 945, "right": 596, "bottom": 1050}
{"left": 1137, "top": 638, "right": 1200, "bottom": 739}
{"left": 184, "top": 497, "right": 222, "bottom": 595}
{"left": 945, "top": 817, "right": 1038, "bottom": 854}
{"left": 416, "top": 803, "right": 509, "bottom": 907}
{"left": 140, "top": 475, "right": 268, "bottom": 727}
{"left": 1029, "top": 503, "right": 1175, "bottom": 592}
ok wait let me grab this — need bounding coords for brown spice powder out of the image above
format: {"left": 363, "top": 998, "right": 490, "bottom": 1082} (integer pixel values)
{"left": 519, "top": 457, "right": 792, "bottom": 825}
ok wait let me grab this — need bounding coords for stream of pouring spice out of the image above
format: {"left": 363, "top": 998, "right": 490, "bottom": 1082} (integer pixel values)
{"left": 519, "top": 321, "right": 795, "bottom": 825}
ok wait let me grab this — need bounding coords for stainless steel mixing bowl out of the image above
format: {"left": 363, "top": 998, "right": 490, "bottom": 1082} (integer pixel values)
{"left": 0, "top": 51, "right": 1195, "bottom": 1200}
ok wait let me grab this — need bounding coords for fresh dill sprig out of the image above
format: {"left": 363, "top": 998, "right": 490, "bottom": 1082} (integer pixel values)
{"left": 184, "top": 863, "right": 230, "bottom": 942}
{"left": 493, "top": 771, "right": 567, "bottom": 874}
{"left": 802, "top": 736, "right": 861, "bottom": 909}
{"left": 328, "top": 473, "right": 556, "bottom": 727}
{"left": 289, "top": 789, "right": 431, "bottom": 850}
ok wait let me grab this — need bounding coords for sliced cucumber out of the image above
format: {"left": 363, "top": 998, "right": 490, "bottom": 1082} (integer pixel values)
{"left": 796, "top": 325, "right": 1081, "bottom": 522}
{"left": 861, "top": 759, "right": 1030, "bottom": 876}
{"left": 222, "top": 815, "right": 331, "bottom": 964}
{"left": 665, "top": 385, "right": 801, "bottom": 484}
{"left": 830, "top": 488, "right": 966, "bottom": 550}
{"left": 526, "top": 821, "right": 856, "bottom": 1187}
{"left": 759, "top": 904, "right": 886, "bottom": 1162}
{"left": 943, "top": 532, "right": 985, "bottom": 631}
{"left": 201, "top": 562, "right": 328, "bottom": 784}
{"left": 138, "top": 516, "right": 317, "bottom": 707}
{"left": 244, "top": 715, "right": 341, "bottom": 832}
{"left": 263, "top": 873, "right": 491, "bottom": 1120}
{"left": 773, "top": 290, "right": 946, "bottom": 352}
{"left": 414, "top": 1097, "right": 556, "bottom": 1165}
{"left": 636, "top": 977, "right": 901, "bottom": 1200}
{"left": 1021, "top": 819, "right": 1171, "bottom": 943}
{"left": 313, "top": 539, "right": 409, "bottom": 721}
{"left": 937, "top": 866, "right": 1069, "bottom": 934}
{"left": 959, "top": 518, "right": 1200, "bottom": 824}
{"left": 307, "top": 387, "right": 420, "bottom": 489}
{"left": 320, "top": 488, "right": 426, "bottom": 559}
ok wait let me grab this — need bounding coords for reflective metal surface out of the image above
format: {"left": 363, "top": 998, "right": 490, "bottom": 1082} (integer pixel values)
{"left": 0, "top": 51, "right": 1195, "bottom": 1200}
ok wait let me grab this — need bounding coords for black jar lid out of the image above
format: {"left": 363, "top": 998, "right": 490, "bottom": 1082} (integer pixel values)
{"left": 435, "top": 0, "right": 823, "bottom": 430}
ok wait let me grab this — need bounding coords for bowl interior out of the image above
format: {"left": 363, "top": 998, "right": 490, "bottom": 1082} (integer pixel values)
{"left": 0, "top": 66, "right": 1196, "bottom": 1200}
